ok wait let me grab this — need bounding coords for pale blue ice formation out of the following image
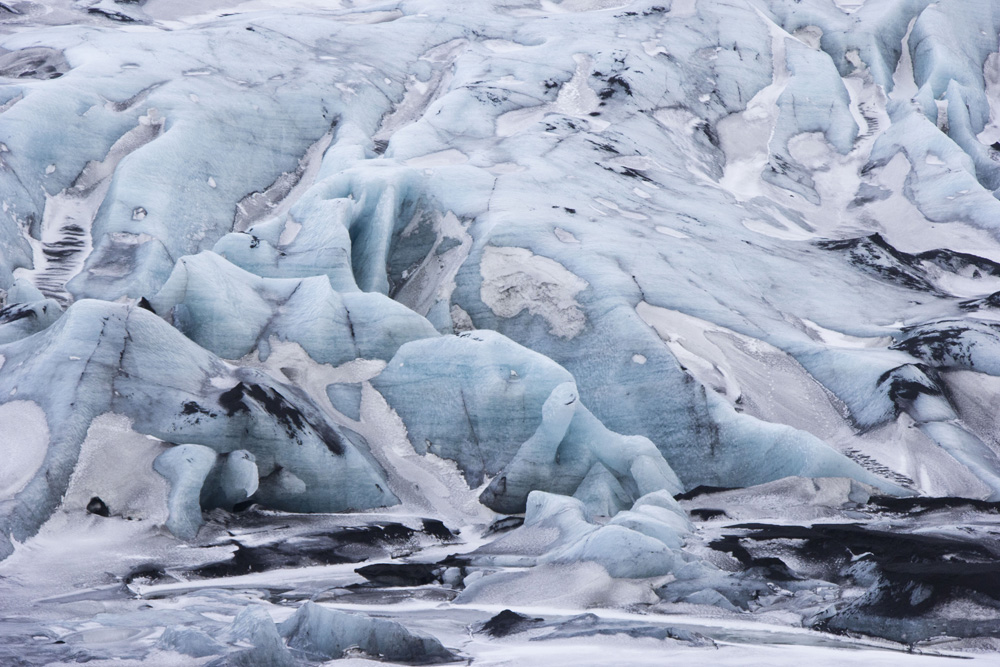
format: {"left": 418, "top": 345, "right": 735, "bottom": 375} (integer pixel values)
{"left": 0, "top": 300, "right": 396, "bottom": 557}
{"left": 3, "top": 0, "right": 1000, "bottom": 657}
{"left": 279, "top": 602, "right": 457, "bottom": 664}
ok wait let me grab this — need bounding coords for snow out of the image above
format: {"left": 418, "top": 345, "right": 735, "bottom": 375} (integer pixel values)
{"left": 480, "top": 246, "right": 588, "bottom": 339}
{"left": 0, "top": 400, "right": 48, "bottom": 500}
{"left": 2, "top": 0, "right": 1000, "bottom": 662}
{"left": 63, "top": 413, "right": 170, "bottom": 523}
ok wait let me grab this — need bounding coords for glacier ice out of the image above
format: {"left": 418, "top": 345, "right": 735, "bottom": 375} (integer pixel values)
{"left": 375, "top": 329, "right": 686, "bottom": 514}
{"left": 279, "top": 601, "right": 457, "bottom": 664}
{"left": 211, "top": 605, "right": 297, "bottom": 667}
{"left": 3, "top": 0, "right": 1000, "bottom": 662}
{"left": 0, "top": 299, "right": 398, "bottom": 555}
{"left": 157, "top": 625, "right": 227, "bottom": 659}
{"left": 468, "top": 490, "right": 688, "bottom": 579}
{"left": 151, "top": 250, "right": 438, "bottom": 364}
{"left": 153, "top": 443, "right": 219, "bottom": 539}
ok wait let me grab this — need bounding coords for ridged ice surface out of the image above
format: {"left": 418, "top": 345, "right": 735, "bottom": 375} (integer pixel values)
{"left": 2, "top": 0, "right": 1000, "bottom": 663}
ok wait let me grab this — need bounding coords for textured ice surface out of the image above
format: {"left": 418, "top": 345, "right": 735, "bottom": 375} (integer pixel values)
{"left": 279, "top": 601, "right": 457, "bottom": 663}
{"left": 375, "top": 331, "right": 684, "bottom": 514}
{"left": 0, "top": 299, "right": 397, "bottom": 557}
{"left": 151, "top": 250, "right": 438, "bottom": 363}
{"left": 2, "top": 0, "right": 1000, "bottom": 663}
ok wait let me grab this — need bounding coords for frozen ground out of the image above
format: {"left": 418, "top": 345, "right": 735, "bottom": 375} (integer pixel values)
{"left": 2, "top": 0, "right": 1000, "bottom": 663}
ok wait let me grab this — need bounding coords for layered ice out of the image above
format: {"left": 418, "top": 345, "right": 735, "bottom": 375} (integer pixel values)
{"left": 467, "top": 490, "right": 688, "bottom": 581}
{"left": 151, "top": 250, "right": 438, "bottom": 364}
{"left": 279, "top": 601, "right": 457, "bottom": 664}
{"left": 2, "top": 0, "right": 1000, "bottom": 661}
{"left": 375, "top": 330, "right": 687, "bottom": 513}
{"left": 0, "top": 300, "right": 397, "bottom": 556}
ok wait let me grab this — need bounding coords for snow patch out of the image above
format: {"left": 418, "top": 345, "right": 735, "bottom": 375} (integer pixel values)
{"left": 553, "top": 227, "right": 578, "bottom": 243}
{"left": 63, "top": 413, "right": 170, "bottom": 523}
{"left": 800, "top": 319, "right": 892, "bottom": 349}
{"left": 717, "top": 15, "right": 791, "bottom": 202}
{"left": 655, "top": 225, "right": 689, "bottom": 239}
{"left": 891, "top": 16, "right": 919, "bottom": 102}
{"left": 480, "top": 246, "right": 588, "bottom": 339}
{"left": 0, "top": 400, "right": 49, "bottom": 499}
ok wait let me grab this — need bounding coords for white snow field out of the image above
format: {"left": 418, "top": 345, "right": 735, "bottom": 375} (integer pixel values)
{"left": 2, "top": 0, "right": 1000, "bottom": 663}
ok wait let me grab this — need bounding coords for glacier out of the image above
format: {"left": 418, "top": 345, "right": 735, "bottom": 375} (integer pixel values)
{"left": 2, "top": 0, "right": 1000, "bottom": 663}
